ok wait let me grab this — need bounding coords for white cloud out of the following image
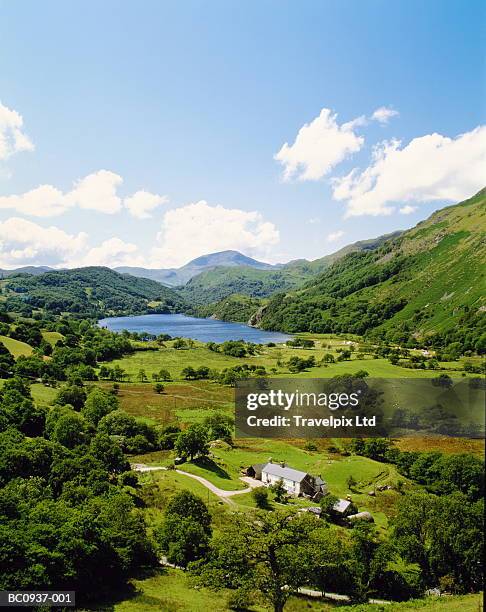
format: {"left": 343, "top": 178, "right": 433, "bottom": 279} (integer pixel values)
{"left": 0, "top": 102, "right": 34, "bottom": 161}
{"left": 274, "top": 108, "right": 365, "bottom": 181}
{"left": 371, "top": 106, "right": 399, "bottom": 124}
{"left": 332, "top": 126, "right": 486, "bottom": 217}
{"left": 307, "top": 217, "right": 320, "bottom": 225}
{"left": 124, "top": 190, "right": 168, "bottom": 219}
{"left": 399, "top": 205, "right": 417, "bottom": 215}
{"left": 0, "top": 217, "right": 87, "bottom": 267}
{"left": 0, "top": 218, "right": 146, "bottom": 269}
{"left": 65, "top": 170, "right": 122, "bottom": 214}
{"left": 150, "top": 200, "right": 280, "bottom": 267}
{"left": 79, "top": 237, "right": 145, "bottom": 268}
{"left": 0, "top": 170, "right": 123, "bottom": 216}
{"left": 327, "top": 230, "right": 345, "bottom": 242}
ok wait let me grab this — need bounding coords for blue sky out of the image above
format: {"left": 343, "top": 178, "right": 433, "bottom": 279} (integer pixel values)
{"left": 0, "top": 0, "right": 484, "bottom": 269}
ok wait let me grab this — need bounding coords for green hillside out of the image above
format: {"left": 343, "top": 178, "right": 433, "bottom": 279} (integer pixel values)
{"left": 180, "top": 232, "right": 400, "bottom": 307}
{"left": 196, "top": 293, "right": 264, "bottom": 322}
{"left": 1, "top": 266, "right": 186, "bottom": 318}
{"left": 258, "top": 190, "right": 486, "bottom": 351}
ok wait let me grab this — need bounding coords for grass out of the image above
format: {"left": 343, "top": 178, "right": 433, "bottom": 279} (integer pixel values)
{"left": 0, "top": 335, "right": 33, "bottom": 358}
{"left": 104, "top": 339, "right": 473, "bottom": 383}
{"left": 137, "top": 437, "right": 407, "bottom": 528}
{"left": 338, "top": 593, "right": 484, "bottom": 611}
{"left": 104, "top": 567, "right": 483, "bottom": 612}
{"left": 112, "top": 568, "right": 240, "bottom": 612}
{"left": 30, "top": 383, "right": 58, "bottom": 406}
{"left": 41, "top": 330, "right": 64, "bottom": 345}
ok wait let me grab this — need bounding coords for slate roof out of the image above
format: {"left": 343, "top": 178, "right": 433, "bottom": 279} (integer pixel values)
{"left": 332, "top": 499, "right": 353, "bottom": 513}
{"left": 262, "top": 462, "right": 309, "bottom": 483}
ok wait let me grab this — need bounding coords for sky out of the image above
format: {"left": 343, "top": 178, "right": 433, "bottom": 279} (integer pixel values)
{"left": 0, "top": 0, "right": 485, "bottom": 269}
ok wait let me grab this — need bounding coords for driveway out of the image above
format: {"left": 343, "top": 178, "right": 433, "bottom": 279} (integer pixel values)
{"left": 132, "top": 463, "right": 262, "bottom": 505}
{"left": 175, "top": 469, "right": 254, "bottom": 504}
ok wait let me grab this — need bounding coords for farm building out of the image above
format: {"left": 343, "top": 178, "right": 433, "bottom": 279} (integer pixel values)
{"left": 249, "top": 462, "right": 327, "bottom": 498}
{"left": 246, "top": 463, "right": 266, "bottom": 479}
{"left": 331, "top": 497, "right": 358, "bottom": 519}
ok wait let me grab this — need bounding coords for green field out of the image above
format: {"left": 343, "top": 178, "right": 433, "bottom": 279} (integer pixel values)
{"left": 104, "top": 338, "right": 470, "bottom": 382}
{"left": 41, "top": 330, "right": 64, "bottom": 345}
{"left": 0, "top": 335, "right": 33, "bottom": 358}
{"left": 105, "top": 568, "right": 483, "bottom": 612}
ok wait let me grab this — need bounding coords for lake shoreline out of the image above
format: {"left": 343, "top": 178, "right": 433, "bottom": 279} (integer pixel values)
{"left": 98, "top": 313, "right": 292, "bottom": 345}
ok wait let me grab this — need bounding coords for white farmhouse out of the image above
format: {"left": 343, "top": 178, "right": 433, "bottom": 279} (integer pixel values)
{"left": 260, "top": 462, "right": 326, "bottom": 498}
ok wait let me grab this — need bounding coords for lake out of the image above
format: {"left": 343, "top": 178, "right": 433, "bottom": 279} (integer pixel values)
{"left": 98, "top": 313, "right": 291, "bottom": 344}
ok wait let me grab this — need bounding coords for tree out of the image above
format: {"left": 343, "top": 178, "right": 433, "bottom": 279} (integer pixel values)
{"left": 137, "top": 368, "right": 148, "bottom": 383}
{"left": 347, "top": 475, "right": 357, "bottom": 490}
{"left": 89, "top": 433, "right": 129, "bottom": 474}
{"left": 54, "top": 384, "right": 87, "bottom": 411}
{"left": 81, "top": 387, "right": 118, "bottom": 425}
{"left": 153, "top": 382, "right": 165, "bottom": 394}
{"left": 159, "top": 368, "right": 172, "bottom": 381}
{"left": 270, "top": 479, "right": 287, "bottom": 503}
{"left": 252, "top": 486, "right": 270, "bottom": 509}
{"left": 181, "top": 366, "right": 197, "bottom": 380}
{"left": 157, "top": 491, "right": 212, "bottom": 568}
{"left": 319, "top": 493, "right": 339, "bottom": 520}
{"left": 174, "top": 425, "right": 209, "bottom": 460}
{"left": 52, "top": 412, "right": 90, "bottom": 448}
{"left": 195, "top": 510, "right": 322, "bottom": 612}
{"left": 203, "top": 412, "right": 233, "bottom": 443}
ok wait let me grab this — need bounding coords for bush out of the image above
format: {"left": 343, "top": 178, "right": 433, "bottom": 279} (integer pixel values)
{"left": 252, "top": 486, "right": 270, "bottom": 509}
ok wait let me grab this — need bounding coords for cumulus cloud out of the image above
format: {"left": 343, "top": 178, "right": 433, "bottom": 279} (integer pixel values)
{"left": 371, "top": 106, "right": 399, "bottom": 124}
{"left": 274, "top": 108, "right": 365, "bottom": 181}
{"left": 124, "top": 190, "right": 169, "bottom": 219}
{"left": 327, "top": 230, "right": 345, "bottom": 242}
{"left": 0, "top": 102, "right": 34, "bottom": 161}
{"left": 0, "top": 217, "right": 87, "bottom": 267}
{"left": 79, "top": 237, "right": 145, "bottom": 267}
{"left": 0, "top": 170, "right": 123, "bottom": 216}
{"left": 150, "top": 200, "right": 280, "bottom": 267}
{"left": 332, "top": 126, "right": 486, "bottom": 217}
{"left": 0, "top": 218, "right": 146, "bottom": 269}
{"left": 65, "top": 170, "right": 123, "bottom": 214}
{"left": 399, "top": 205, "right": 417, "bottom": 215}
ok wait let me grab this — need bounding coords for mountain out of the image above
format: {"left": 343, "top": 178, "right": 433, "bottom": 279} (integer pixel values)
{"left": 0, "top": 266, "right": 55, "bottom": 277}
{"left": 256, "top": 190, "right": 486, "bottom": 350}
{"left": 180, "top": 232, "right": 402, "bottom": 308}
{"left": 2, "top": 266, "right": 186, "bottom": 318}
{"left": 115, "top": 250, "right": 275, "bottom": 286}
{"left": 196, "top": 294, "right": 264, "bottom": 323}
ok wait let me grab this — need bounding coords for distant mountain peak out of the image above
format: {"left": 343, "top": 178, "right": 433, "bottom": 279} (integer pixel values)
{"left": 183, "top": 250, "right": 272, "bottom": 269}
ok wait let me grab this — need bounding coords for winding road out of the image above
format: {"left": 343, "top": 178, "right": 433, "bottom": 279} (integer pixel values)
{"left": 131, "top": 463, "right": 260, "bottom": 505}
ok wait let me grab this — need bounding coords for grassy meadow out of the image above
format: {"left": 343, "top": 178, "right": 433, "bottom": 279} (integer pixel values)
{"left": 105, "top": 336, "right": 476, "bottom": 382}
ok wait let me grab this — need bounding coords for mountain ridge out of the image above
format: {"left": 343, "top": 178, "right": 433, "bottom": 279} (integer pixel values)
{"left": 115, "top": 250, "right": 275, "bottom": 286}
{"left": 256, "top": 189, "right": 486, "bottom": 349}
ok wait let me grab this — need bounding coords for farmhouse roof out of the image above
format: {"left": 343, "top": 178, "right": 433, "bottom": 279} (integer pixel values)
{"left": 262, "top": 462, "right": 309, "bottom": 483}
{"left": 333, "top": 499, "right": 352, "bottom": 513}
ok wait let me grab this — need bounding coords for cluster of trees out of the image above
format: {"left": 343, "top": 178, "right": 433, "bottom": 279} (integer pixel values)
{"left": 4, "top": 267, "right": 185, "bottom": 317}
{"left": 287, "top": 355, "right": 316, "bottom": 373}
{"left": 351, "top": 438, "right": 484, "bottom": 501}
{"left": 286, "top": 337, "right": 315, "bottom": 348}
{"left": 0, "top": 378, "right": 156, "bottom": 600}
{"left": 207, "top": 339, "right": 258, "bottom": 358}
{"left": 174, "top": 413, "right": 233, "bottom": 459}
{"left": 180, "top": 363, "right": 267, "bottom": 385}
{"left": 189, "top": 503, "right": 429, "bottom": 610}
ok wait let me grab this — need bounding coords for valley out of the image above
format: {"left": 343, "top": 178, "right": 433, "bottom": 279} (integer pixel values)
{"left": 0, "top": 192, "right": 484, "bottom": 611}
